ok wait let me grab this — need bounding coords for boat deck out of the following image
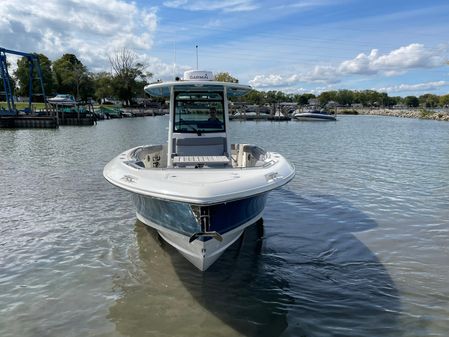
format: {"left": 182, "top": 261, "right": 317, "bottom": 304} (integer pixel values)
{"left": 172, "top": 155, "right": 230, "bottom": 165}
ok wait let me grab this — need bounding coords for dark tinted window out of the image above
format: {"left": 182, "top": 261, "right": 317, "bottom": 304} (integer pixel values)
{"left": 174, "top": 92, "right": 225, "bottom": 133}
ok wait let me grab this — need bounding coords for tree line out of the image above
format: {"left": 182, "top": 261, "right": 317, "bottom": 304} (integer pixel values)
{"left": 4, "top": 50, "right": 449, "bottom": 108}
{"left": 9, "top": 49, "right": 152, "bottom": 106}
{"left": 238, "top": 89, "right": 449, "bottom": 108}
{"left": 216, "top": 73, "right": 449, "bottom": 108}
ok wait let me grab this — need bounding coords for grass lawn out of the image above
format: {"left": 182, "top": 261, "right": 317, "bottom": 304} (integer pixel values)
{"left": 0, "top": 102, "right": 47, "bottom": 111}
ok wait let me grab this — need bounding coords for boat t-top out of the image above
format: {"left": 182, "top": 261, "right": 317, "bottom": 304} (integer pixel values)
{"left": 103, "top": 70, "right": 295, "bottom": 271}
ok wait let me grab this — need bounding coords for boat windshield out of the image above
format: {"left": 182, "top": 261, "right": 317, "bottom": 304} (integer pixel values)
{"left": 174, "top": 91, "right": 225, "bottom": 133}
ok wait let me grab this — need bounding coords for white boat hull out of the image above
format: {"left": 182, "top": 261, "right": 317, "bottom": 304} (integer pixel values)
{"left": 104, "top": 145, "right": 295, "bottom": 271}
{"left": 292, "top": 112, "right": 336, "bottom": 121}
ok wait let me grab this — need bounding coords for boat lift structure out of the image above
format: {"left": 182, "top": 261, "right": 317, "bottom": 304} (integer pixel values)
{"left": 0, "top": 47, "right": 48, "bottom": 116}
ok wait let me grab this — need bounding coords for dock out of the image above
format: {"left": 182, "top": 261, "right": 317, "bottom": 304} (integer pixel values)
{"left": 0, "top": 115, "right": 58, "bottom": 128}
{"left": 229, "top": 103, "right": 293, "bottom": 121}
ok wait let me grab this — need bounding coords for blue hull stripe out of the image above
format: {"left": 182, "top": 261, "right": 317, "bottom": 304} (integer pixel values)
{"left": 133, "top": 193, "right": 268, "bottom": 236}
{"left": 208, "top": 194, "right": 267, "bottom": 233}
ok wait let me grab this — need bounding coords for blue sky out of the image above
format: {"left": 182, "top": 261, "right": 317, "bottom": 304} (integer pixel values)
{"left": 2, "top": 0, "right": 449, "bottom": 96}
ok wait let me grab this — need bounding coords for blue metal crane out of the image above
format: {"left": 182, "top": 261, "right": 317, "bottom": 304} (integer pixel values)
{"left": 0, "top": 47, "right": 48, "bottom": 116}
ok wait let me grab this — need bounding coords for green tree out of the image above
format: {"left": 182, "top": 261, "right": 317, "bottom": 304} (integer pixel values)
{"left": 109, "top": 48, "right": 153, "bottom": 105}
{"left": 385, "top": 95, "right": 401, "bottom": 107}
{"left": 318, "top": 91, "right": 337, "bottom": 106}
{"left": 79, "top": 72, "right": 95, "bottom": 101}
{"left": 241, "top": 89, "right": 263, "bottom": 104}
{"left": 419, "top": 94, "right": 439, "bottom": 108}
{"left": 275, "top": 90, "right": 288, "bottom": 102}
{"left": 335, "top": 90, "right": 354, "bottom": 106}
{"left": 404, "top": 96, "right": 419, "bottom": 107}
{"left": 352, "top": 90, "right": 383, "bottom": 107}
{"left": 53, "top": 54, "right": 92, "bottom": 99}
{"left": 14, "top": 54, "right": 54, "bottom": 99}
{"left": 215, "top": 72, "right": 238, "bottom": 83}
{"left": 293, "top": 93, "right": 315, "bottom": 105}
{"left": 93, "top": 72, "right": 114, "bottom": 102}
{"left": 265, "top": 90, "right": 279, "bottom": 103}
{"left": 109, "top": 48, "right": 152, "bottom": 106}
{"left": 439, "top": 94, "right": 449, "bottom": 107}
{"left": 378, "top": 92, "right": 390, "bottom": 107}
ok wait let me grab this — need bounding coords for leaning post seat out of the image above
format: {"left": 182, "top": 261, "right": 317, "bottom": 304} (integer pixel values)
{"left": 172, "top": 136, "right": 230, "bottom": 166}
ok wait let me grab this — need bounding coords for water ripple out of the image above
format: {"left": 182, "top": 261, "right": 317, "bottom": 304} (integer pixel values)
{"left": 1, "top": 116, "right": 448, "bottom": 336}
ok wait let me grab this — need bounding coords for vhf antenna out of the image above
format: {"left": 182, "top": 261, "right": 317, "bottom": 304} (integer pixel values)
{"left": 196, "top": 45, "right": 198, "bottom": 69}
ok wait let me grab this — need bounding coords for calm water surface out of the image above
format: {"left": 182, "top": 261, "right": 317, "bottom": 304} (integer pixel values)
{"left": 1, "top": 116, "right": 448, "bottom": 336}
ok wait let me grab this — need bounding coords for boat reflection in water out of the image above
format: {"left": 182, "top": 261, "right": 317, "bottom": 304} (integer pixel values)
{"left": 260, "top": 190, "right": 403, "bottom": 336}
{"left": 107, "top": 219, "right": 292, "bottom": 337}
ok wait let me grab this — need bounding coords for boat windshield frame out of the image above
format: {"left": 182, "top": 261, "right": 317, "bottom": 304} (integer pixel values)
{"left": 173, "top": 91, "right": 226, "bottom": 134}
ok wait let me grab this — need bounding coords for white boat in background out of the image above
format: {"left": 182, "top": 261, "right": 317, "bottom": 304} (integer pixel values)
{"left": 292, "top": 109, "right": 337, "bottom": 121}
{"left": 48, "top": 94, "right": 76, "bottom": 105}
{"left": 103, "top": 70, "right": 295, "bottom": 271}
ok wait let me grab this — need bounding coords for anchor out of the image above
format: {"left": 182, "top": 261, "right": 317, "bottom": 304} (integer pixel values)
{"left": 189, "top": 231, "right": 223, "bottom": 243}
{"left": 189, "top": 206, "right": 223, "bottom": 243}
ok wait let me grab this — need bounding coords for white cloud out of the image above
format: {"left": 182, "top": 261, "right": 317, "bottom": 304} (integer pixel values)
{"left": 0, "top": 0, "right": 158, "bottom": 71}
{"left": 163, "top": 0, "right": 189, "bottom": 8}
{"left": 162, "top": 0, "right": 258, "bottom": 12}
{"left": 249, "top": 74, "right": 299, "bottom": 87}
{"left": 376, "top": 81, "right": 449, "bottom": 94}
{"left": 139, "top": 55, "right": 191, "bottom": 81}
{"left": 339, "top": 44, "right": 448, "bottom": 75}
{"left": 303, "top": 65, "right": 341, "bottom": 84}
{"left": 0, "top": 0, "right": 188, "bottom": 82}
{"left": 249, "top": 43, "right": 449, "bottom": 89}
{"left": 248, "top": 65, "right": 340, "bottom": 88}
{"left": 373, "top": 44, "right": 445, "bottom": 69}
{"left": 338, "top": 49, "right": 379, "bottom": 75}
{"left": 279, "top": 86, "right": 327, "bottom": 95}
{"left": 273, "top": 0, "right": 342, "bottom": 11}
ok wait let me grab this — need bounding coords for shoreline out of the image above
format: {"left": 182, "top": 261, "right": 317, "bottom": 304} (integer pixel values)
{"left": 338, "top": 108, "right": 449, "bottom": 122}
